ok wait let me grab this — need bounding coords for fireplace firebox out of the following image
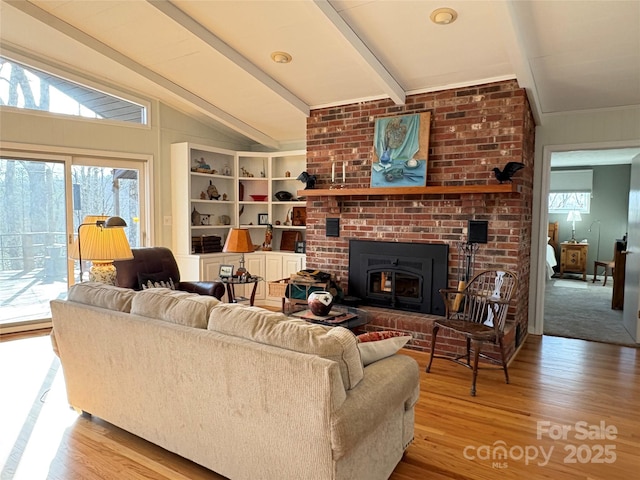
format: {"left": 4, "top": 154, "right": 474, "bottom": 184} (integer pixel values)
{"left": 348, "top": 240, "right": 448, "bottom": 315}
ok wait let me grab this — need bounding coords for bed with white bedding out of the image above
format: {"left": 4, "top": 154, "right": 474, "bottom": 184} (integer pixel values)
{"left": 547, "top": 222, "right": 559, "bottom": 278}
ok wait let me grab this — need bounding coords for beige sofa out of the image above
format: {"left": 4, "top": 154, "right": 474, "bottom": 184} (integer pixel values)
{"left": 50, "top": 282, "right": 420, "bottom": 480}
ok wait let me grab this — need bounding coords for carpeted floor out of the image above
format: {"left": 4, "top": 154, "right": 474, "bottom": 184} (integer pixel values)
{"left": 544, "top": 276, "right": 637, "bottom": 347}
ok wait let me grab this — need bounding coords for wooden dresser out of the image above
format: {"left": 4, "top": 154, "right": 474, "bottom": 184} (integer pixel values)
{"left": 560, "top": 242, "right": 589, "bottom": 281}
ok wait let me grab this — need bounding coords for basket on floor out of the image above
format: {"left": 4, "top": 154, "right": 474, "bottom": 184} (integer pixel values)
{"left": 267, "top": 279, "right": 289, "bottom": 298}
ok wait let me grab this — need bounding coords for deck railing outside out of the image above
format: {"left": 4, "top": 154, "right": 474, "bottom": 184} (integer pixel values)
{"left": 0, "top": 232, "right": 69, "bottom": 326}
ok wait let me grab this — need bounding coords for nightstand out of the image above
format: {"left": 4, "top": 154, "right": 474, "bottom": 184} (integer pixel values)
{"left": 560, "top": 242, "right": 589, "bottom": 281}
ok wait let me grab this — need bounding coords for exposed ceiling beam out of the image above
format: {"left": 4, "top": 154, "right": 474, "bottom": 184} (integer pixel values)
{"left": 147, "top": 0, "right": 310, "bottom": 117}
{"left": 312, "top": 0, "right": 406, "bottom": 106}
{"left": 5, "top": 0, "right": 281, "bottom": 148}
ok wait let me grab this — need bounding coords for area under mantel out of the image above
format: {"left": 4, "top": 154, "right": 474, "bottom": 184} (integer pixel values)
{"left": 297, "top": 183, "right": 521, "bottom": 198}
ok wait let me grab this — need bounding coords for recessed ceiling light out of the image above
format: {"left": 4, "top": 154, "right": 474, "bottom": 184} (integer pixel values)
{"left": 430, "top": 7, "right": 457, "bottom": 25}
{"left": 270, "top": 51, "right": 292, "bottom": 64}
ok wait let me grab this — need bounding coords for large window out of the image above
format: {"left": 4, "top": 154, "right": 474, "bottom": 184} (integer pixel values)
{"left": 0, "top": 56, "right": 146, "bottom": 124}
{"left": 548, "top": 169, "right": 593, "bottom": 214}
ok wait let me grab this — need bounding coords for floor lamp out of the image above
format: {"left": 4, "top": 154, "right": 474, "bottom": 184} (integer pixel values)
{"left": 70, "top": 215, "right": 133, "bottom": 284}
{"left": 588, "top": 220, "right": 601, "bottom": 261}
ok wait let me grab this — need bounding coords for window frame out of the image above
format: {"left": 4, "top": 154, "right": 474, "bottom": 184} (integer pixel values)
{"left": 0, "top": 50, "right": 150, "bottom": 128}
{"left": 548, "top": 191, "right": 591, "bottom": 214}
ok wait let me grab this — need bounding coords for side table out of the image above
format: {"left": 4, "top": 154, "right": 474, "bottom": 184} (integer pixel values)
{"left": 219, "top": 276, "right": 263, "bottom": 306}
{"left": 560, "top": 242, "right": 588, "bottom": 281}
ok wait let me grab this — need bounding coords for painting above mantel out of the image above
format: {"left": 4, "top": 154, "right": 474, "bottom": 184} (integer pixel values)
{"left": 371, "top": 112, "right": 431, "bottom": 188}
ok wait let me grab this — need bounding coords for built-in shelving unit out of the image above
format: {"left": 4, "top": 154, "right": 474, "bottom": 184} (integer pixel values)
{"left": 171, "top": 143, "right": 307, "bottom": 304}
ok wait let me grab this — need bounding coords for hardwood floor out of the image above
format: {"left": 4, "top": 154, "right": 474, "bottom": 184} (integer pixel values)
{"left": 1, "top": 331, "right": 638, "bottom": 479}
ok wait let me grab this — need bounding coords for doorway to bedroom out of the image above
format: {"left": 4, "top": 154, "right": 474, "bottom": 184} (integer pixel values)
{"left": 543, "top": 147, "right": 636, "bottom": 346}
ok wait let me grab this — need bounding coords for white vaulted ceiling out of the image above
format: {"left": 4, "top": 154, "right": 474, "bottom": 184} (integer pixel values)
{"left": 1, "top": 0, "right": 639, "bottom": 149}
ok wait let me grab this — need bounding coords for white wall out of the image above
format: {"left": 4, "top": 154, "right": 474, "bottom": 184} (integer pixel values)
{"left": 0, "top": 101, "right": 257, "bottom": 247}
{"left": 529, "top": 106, "right": 640, "bottom": 334}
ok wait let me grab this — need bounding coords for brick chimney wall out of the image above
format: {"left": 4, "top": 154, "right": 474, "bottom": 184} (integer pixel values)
{"left": 303, "top": 79, "right": 535, "bottom": 358}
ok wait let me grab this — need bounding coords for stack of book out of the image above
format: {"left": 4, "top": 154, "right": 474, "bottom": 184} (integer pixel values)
{"left": 192, "top": 235, "right": 222, "bottom": 254}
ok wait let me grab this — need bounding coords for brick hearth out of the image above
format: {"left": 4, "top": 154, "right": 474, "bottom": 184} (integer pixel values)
{"left": 303, "top": 79, "right": 535, "bottom": 361}
{"left": 356, "top": 306, "right": 518, "bottom": 361}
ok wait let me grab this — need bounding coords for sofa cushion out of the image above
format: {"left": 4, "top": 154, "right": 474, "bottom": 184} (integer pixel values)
{"left": 131, "top": 288, "right": 220, "bottom": 329}
{"left": 208, "top": 303, "right": 364, "bottom": 390}
{"left": 357, "top": 331, "right": 412, "bottom": 366}
{"left": 67, "top": 282, "right": 136, "bottom": 312}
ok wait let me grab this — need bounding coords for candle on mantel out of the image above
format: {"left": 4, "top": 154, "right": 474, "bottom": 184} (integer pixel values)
{"left": 343, "top": 161, "right": 346, "bottom": 183}
{"left": 331, "top": 162, "right": 335, "bottom": 183}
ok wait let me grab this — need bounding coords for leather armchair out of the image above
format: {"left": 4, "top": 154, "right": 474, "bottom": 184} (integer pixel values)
{"left": 113, "top": 247, "right": 225, "bottom": 300}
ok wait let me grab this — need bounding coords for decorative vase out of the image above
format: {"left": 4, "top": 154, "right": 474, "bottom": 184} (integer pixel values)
{"left": 307, "top": 291, "right": 334, "bottom": 317}
{"left": 380, "top": 148, "right": 392, "bottom": 165}
{"left": 191, "top": 207, "right": 201, "bottom": 226}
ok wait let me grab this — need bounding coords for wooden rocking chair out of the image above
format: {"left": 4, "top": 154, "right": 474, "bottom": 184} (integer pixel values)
{"left": 426, "top": 269, "right": 518, "bottom": 396}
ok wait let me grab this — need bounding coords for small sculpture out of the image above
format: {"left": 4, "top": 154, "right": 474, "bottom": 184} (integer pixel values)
{"left": 207, "top": 181, "right": 220, "bottom": 200}
{"left": 194, "top": 157, "right": 211, "bottom": 171}
{"left": 240, "top": 166, "right": 254, "bottom": 177}
{"left": 262, "top": 224, "right": 273, "bottom": 251}
{"left": 297, "top": 171, "right": 317, "bottom": 189}
{"left": 493, "top": 162, "right": 525, "bottom": 183}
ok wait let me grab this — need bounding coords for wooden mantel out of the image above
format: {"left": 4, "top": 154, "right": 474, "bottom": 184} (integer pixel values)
{"left": 297, "top": 183, "right": 521, "bottom": 198}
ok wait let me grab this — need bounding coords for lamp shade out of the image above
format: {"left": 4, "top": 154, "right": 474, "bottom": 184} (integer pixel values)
{"left": 566, "top": 211, "right": 582, "bottom": 222}
{"left": 69, "top": 215, "right": 133, "bottom": 261}
{"left": 223, "top": 228, "right": 254, "bottom": 254}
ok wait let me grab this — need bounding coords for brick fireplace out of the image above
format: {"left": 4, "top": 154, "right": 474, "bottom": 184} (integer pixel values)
{"left": 302, "top": 79, "right": 535, "bottom": 361}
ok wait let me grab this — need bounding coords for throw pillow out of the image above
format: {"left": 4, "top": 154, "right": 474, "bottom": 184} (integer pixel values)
{"left": 357, "top": 330, "right": 412, "bottom": 366}
{"left": 138, "top": 272, "right": 176, "bottom": 290}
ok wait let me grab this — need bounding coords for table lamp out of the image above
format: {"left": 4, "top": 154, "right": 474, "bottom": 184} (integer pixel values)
{"left": 70, "top": 215, "right": 133, "bottom": 284}
{"left": 223, "top": 228, "right": 254, "bottom": 276}
{"left": 566, "top": 210, "right": 582, "bottom": 243}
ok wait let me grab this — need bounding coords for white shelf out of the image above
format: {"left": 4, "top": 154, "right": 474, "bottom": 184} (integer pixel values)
{"left": 191, "top": 199, "right": 234, "bottom": 204}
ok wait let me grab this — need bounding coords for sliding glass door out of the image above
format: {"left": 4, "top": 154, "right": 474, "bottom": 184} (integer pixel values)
{"left": 0, "top": 149, "right": 148, "bottom": 331}
{"left": 70, "top": 158, "right": 146, "bottom": 282}
{"left": 0, "top": 155, "right": 69, "bottom": 328}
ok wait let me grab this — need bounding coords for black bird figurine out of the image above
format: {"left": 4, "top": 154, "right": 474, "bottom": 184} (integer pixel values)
{"left": 493, "top": 162, "right": 524, "bottom": 183}
{"left": 297, "top": 171, "right": 317, "bottom": 189}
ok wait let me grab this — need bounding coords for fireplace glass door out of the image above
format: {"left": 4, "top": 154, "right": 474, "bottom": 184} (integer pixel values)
{"left": 368, "top": 269, "right": 423, "bottom": 308}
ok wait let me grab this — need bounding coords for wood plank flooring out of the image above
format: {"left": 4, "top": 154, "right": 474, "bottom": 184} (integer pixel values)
{"left": 1, "top": 331, "right": 638, "bottom": 479}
